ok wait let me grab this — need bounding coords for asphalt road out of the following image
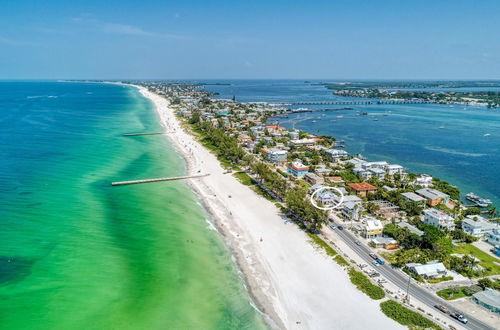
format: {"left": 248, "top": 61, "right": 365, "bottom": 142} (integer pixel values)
{"left": 325, "top": 225, "right": 494, "bottom": 330}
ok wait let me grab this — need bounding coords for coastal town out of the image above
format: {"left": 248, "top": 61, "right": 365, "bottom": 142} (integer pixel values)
{"left": 130, "top": 81, "right": 500, "bottom": 329}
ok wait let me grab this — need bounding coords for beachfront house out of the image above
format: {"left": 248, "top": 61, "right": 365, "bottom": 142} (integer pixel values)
{"left": 472, "top": 289, "right": 500, "bottom": 314}
{"left": 423, "top": 208, "right": 455, "bottom": 230}
{"left": 348, "top": 182, "right": 377, "bottom": 197}
{"left": 287, "top": 161, "right": 309, "bottom": 178}
{"left": 304, "top": 172, "right": 324, "bottom": 185}
{"left": 362, "top": 218, "right": 383, "bottom": 238}
{"left": 461, "top": 215, "right": 498, "bottom": 237}
{"left": 415, "top": 188, "right": 450, "bottom": 206}
{"left": 324, "top": 149, "right": 349, "bottom": 161}
{"left": 289, "top": 138, "right": 317, "bottom": 146}
{"left": 487, "top": 229, "right": 500, "bottom": 247}
{"left": 406, "top": 261, "right": 447, "bottom": 279}
{"left": 261, "top": 148, "right": 288, "bottom": 163}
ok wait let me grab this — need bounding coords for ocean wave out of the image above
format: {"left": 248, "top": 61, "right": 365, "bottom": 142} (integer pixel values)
{"left": 424, "top": 146, "right": 486, "bottom": 157}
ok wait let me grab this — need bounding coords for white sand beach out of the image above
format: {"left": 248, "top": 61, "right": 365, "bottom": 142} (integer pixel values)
{"left": 136, "top": 85, "right": 403, "bottom": 330}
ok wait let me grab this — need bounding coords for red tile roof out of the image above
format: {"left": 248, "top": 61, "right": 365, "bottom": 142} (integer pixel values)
{"left": 348, "top": 182, "right": 377, "bottom": 191}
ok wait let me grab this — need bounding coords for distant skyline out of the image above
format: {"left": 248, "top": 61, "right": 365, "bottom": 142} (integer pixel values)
{"left": 1, "top": 0, "right": 500, "bottom": 80}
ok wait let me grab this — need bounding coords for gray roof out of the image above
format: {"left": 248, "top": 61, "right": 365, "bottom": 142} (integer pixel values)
{"left": 407, "top": 261, "right": 446, "bottom": 276}
{"left": 401, "top": 192, "right": 425, "bottom": 202}
{"left": 416, "top": 188, "right": 449, "bottom": 200}
{"left": 473, "top": 289, "right": 500, "bottom": 310}
{"left": 397, "top": 222, "right": 424, "bottom": 236}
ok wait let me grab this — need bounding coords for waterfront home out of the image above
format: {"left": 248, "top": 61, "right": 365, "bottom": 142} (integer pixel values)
{"left": 261, "top": 148, "right": 288, "bottom": 163}
{"left": 324, "top": 148, "right": 349, "bottom": 161}
{"left": 415, "top": 188, "right": 450, "bottom": 206}
{"left": 401, "top": 192, "right": 426, "bottom": 205}
{"left": 287, "top": 161, "right": 309, "bottom": 178}
{"left": 348, "top": 157, "right": 367, "bottom": 168}
{"left": 397, "top": 222, "right": 424, "bottom": 237}
{"left": 486, "top": 229, "right": 500, "bottom": 247}
{"left": 472, "top": 289, "right": 500, "bottom": 314}
{"left": 415, "top": 174, "right": 433, "bottom": 187}
{"left": 407, "top": 261, "right": 447, "bottom": 279}
{"left": 288, "top": 130, "right": 299, "bottom": 139}
{"left": 461, "top": 215, "right": 498, "bottom": 237}
{"left": 304, "top": 172, "right": 324, "bottom": 185}
{"left": 423, "top": 208, "right": 455, "bottom": 230}
{"left": 265, "top": 125, "right": 285, "bottom": 133}
{"left": 386, "top": 164, "right": 405, "bottom": 175}
{"left": 362, "top": 218, "right": 383, "bottom": 238}
{"left": 348, "top": 182, "right": 377, "bottom": 197}
{"left": 289, "top": 138, "right": 317, "bottom": 146}
{"left": 370, "top": 237, "right": 399, "bottom": 250}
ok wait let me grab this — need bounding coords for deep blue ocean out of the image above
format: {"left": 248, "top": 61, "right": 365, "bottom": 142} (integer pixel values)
{"left": 204, "top": 80, "right": 500, "bottom": 208}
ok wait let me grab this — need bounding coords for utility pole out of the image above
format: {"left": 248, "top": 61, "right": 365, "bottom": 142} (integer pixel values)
{"left": 406, "top": 274, "right": 411, "bottom": 304}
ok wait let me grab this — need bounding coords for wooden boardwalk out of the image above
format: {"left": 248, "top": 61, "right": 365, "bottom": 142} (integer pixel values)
{"left": 111, "top": 173, "right": 210, "bottom": 186}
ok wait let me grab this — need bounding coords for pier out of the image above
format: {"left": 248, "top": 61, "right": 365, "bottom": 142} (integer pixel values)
{"left": 277, "top": 100, "right": 433, "bottom": 106}
{"left": 122, "top": 132, "right": 164, "bottom": 136}
{"left": 111, "top": 173, "right": 210, "bottom": 186}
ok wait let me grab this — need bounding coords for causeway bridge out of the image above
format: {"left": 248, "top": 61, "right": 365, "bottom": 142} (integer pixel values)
{"left": 278, "top": 100, "right": 433, "bottom": 106}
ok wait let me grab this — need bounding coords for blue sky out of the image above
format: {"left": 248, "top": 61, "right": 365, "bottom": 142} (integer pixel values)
{"left": 1, "top": 0, "right": 499, "bottom": 79}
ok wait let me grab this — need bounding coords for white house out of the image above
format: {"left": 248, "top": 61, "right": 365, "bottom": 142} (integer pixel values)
{"left": 423, "top": 208, "right": 455, "bottom": 230}
{"left": 461, "top": 215, "right": 498, "bottom": 237}
{"left": 407, "top": 261, "right": 447, "bottom": 278}
{"left": 414, "top": 174, "right": 433, "bottom": 187}
{"left": 487, "top": 229, "right": 500, "bottom": 247}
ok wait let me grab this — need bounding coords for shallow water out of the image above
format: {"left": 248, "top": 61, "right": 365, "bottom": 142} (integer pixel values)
{"left": 0, "top": 81, "right": 266, "bottom": 330}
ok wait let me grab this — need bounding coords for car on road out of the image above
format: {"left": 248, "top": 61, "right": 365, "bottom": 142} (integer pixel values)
{"left": 355, "top": 240, "right": 361, "bottom": 246}
{"left": 369, "top": 253, "right": 377, "bottom": 260}
{"left": 450, "top": 312, "right": 468, "bottom": 324}
{"left": 338, "top": 225, "right": 344, "bottom": 230}
{"left": 375, "top": 257, "right": 385, "bottom": 265}
{"left": 377, "top": 278, "right": 387, "bottom": 284}
{"left": 369, "top": 272, "right": 380, "bottom": 277}
{"left": 434, "top": 304, "right": 449, "bottom": 314}
{"left": 372, "top": 261, "right": 379, "bottom": 267}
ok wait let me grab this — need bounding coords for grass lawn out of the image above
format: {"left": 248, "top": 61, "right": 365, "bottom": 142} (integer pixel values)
{"left": 233, "top": 172, "right": 253, "bottom": 186}
{"left": 380, "top": 300, "right": 441, "bottom": 329}
{"left": 453, "top": 244, "right": 500, "bottom": 276}
{"left": 436, "top": 287, "right": 470, "bottom": 300}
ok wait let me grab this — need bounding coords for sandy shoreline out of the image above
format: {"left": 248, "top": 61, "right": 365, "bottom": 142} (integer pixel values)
{"left": 134, "top": 85, "right": 402, "bottom": 330}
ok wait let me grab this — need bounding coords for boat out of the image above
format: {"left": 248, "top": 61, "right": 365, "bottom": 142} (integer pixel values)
{"left": 361, "top": 112, "right": 368, "bottom": 115}
{"left": 373, "top": 117, "right": 379, "bottom": 121}
{"left": 312, "top": 120, "right": 317, "bottom": 123}
{"left": 484, "top": 133, "right": 491, "bottom": 137}
{"left": 336, "top": 115, "right": 344, "bottom": 119}
{"left": 438, "top": 126, "right": 445, "bottom": 129}
{"left": 466, "top": 192, "right": 492, "bottom": 207}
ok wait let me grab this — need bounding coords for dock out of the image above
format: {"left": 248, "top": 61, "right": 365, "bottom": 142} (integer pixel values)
{"left": 122, "top": 132, "right": 164, "bottom": 136}
{"left": 111, "top": 173, "right": 210, "bottom": 186}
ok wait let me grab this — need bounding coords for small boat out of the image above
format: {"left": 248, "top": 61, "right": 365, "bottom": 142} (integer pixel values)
{"left": 466, "top": 192, "right": 492, "bottom": 207}
{"left": 312, "top": 120, "right": 317, "bottom": 123}
{"left": 438, "top": 126, "right": 445, "bottom": 129}
{"left": 373, "top": 117, "right": 379, "bottom": 121}
{"left": 336, "top": 115, "right": 344, "bottom": 119}
{"left": 361, "top": 112, "right": 368, "bottom": 115}
{"left": 484, "top": 133, "right": 491, "bottom": 137}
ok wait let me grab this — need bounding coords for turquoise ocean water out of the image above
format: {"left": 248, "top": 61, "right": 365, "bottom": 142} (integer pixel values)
{"left": 0, "top": 82, "right": 266, "bottom": 330}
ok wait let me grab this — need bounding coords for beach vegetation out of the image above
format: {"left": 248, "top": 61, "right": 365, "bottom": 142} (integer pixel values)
{"left": 348, "top": 268, "right": 385, "bottom": 300}
{"left": 379, "top": 300, "right": 441, "bottom": 329}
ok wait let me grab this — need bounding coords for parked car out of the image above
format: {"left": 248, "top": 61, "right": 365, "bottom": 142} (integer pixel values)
{"left": 369, "top": 272, "right": 380, "bottom": 277}
{"left": 450, "top": 312, "right": 468, "bottom": 324}
{"left": 377, "top": 278, "right": 387, "bottom": 284}
{"left": 434, "top": 304, "right": 449, "bottom": 314}
{"left": 359, "top": 263, "right": 368, "bottom": 268}
{"left": 369, "top": 253, "right": 377, "bottom": 260}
